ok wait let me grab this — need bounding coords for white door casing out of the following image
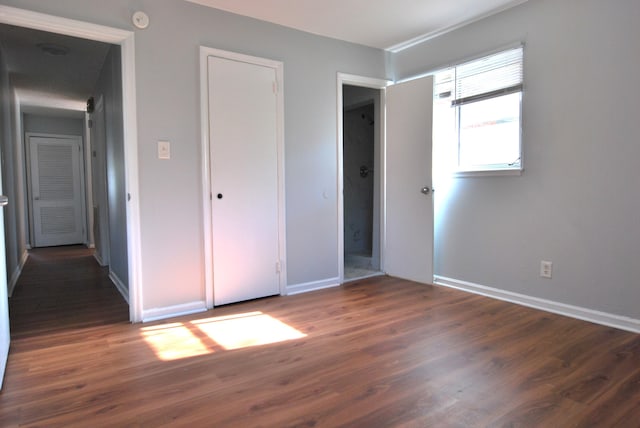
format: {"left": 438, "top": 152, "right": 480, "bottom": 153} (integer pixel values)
{"left": 201, "top": 47, "right": 286, "bottom": 307}
{"left": 28, "top": 135, "right": 86, "bottom": 247}
{"left": 0, "top": 194, "right": 9, "bottom": 389}
{"left": 336, "top": 73, "right": 390, "bottom": 283}
{"left": 90, "top": 97, "right": 110, "bottom": 266}
{"left": 384, "top": 76, "right": 435, "bottom": 284}
{"left": 0, "top": 5, "right": 143, "bottom": 322}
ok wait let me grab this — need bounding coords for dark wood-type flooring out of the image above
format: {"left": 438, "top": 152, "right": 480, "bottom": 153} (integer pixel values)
{"left": 1, "top": 246, "right": 639, "bottom": 427}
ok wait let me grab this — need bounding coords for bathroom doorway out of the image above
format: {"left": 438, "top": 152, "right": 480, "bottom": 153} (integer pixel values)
{"left": 342, "top": 85, "right": 381, "bottom": 280}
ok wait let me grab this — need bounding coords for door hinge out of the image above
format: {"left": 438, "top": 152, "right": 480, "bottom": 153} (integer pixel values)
{"left": 273, "top": 81, "right": 278, "bottom": 94}
{"left": 276, "top": 261, "right": 281, "bottom": 273}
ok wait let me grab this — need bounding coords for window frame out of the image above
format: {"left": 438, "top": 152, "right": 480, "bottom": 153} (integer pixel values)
{"left": 440, "top": 46, "right": 525, "bottom": 177}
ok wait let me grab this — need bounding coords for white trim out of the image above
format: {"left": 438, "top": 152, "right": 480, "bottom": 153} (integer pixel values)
{"left": 109, "top": 270, "right": 129, "bottom": 304}
{"left": 286, "top": 277, "right": 341, "bottom": 296}
{"left": 0, "top": 6, "right": 131, "bottom": 43}
{"left": 0, "top": 337, "right": 7, "bottom": 389}
{"left": 434, "top": 276, "right": 640, "bottom": 334}
{"left": 336, "top": 73, "right": 390, "bottom": 284}
{"left": 120, "top": 34, "right": 143, "bottom": 323}
{"left": 386, "top": 0, "right": 529, "bottom": 52}
{"left": 83, "top": 112, "right": 95, "bottom": 248}
{"left": 93, "top": 251, "right": 106, "bottom": 267}
{"left": 0, "top": 6, "right": 144, "bottom": 322}
{"left": 142, "top": 301, "right": 207, "bottom": 323}
{"left": 344, "top": 271, "right": 385, "bottom": 283}
{"left": 200, "top": 46, "right": 287, "bottom": 309}
{"left": 454, "top": 168, "right": 523, "bottom": 178}
{"left": 7, "top": 250, "right": 28, "bottom": 297}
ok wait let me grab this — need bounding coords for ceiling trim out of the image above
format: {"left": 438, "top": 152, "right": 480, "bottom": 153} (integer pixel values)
{"left": 386, "top": 0, "right": 529, "bottom": 52}
{"left": 0, "top": 5, "right": 130, "bottom": 43}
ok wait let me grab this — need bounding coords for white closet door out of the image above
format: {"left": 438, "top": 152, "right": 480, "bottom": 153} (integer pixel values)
{"left": 208, "top": 56, "right": 281, "bottom": 306}
{"left": 29, "top": 136, "right": 85, "bottom": 247}
{"left": 385, "top": 76, "right": 434, "bottom": 284}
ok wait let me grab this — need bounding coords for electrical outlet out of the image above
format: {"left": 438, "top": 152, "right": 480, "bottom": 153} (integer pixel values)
{"left": 540, "top": 260, "right": 552, "bottom": 279}
{"left": 158, "top": 140, "right": 170, "bottom": 160}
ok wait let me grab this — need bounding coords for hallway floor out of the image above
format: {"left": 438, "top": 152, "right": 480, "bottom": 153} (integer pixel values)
{"left": 8, "top": 245, "right": 129, "bottom": 340}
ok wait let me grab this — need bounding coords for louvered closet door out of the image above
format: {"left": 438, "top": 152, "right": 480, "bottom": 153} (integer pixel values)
{"left": 29, "top": 136, "right": 85, "bottom": 247}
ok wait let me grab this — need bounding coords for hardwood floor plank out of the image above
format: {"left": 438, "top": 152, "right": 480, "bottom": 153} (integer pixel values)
{"left": 2, "top": 247, "right": 639, "bottom": 426}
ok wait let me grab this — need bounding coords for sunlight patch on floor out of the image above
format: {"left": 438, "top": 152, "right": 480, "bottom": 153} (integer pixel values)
{"left": 141, "top": 322, "right": 211, "bottom": 361}
{"left": 192, "top": 311, "right": 307, "bottom": 350}
{"left": 141, "top": 311, "right": 307, "bottom": 361}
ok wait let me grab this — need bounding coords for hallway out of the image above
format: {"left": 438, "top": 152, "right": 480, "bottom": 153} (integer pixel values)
{"left": 9, "top": 245, "right": 129, "bottom": 340}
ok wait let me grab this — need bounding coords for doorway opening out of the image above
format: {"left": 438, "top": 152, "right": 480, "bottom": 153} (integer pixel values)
{"left": 342, "top": 84, "right": 383, "bottom": 281}
{"left": 0, "top": 6, "right": 142, "bottom": 322}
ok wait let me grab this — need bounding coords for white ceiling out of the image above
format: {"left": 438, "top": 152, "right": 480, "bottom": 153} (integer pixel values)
{"left": 185, "top": 0, "right": 528, "bottom": 50}
{"left": 0, "top": 1, "right": 528, "bottom": 117}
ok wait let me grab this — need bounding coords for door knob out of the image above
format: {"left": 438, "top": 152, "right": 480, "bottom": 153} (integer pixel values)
{"left": 0, "top": 195, "right": 7, "bottom": 206}
{"left": 420, "top": 186, "right": 431, "bottom": 195}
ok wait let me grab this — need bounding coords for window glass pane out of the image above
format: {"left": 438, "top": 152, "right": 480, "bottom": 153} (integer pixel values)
{"left": 458, "top": 92, "right": 521, "bottom": 169}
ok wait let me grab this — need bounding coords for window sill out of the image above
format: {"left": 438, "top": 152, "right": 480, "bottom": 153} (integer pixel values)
{"left": 453, "top": 168, "right": 522, "bottom": 178}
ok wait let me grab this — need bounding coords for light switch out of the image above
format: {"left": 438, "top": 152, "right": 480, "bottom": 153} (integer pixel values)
{"left": 158, "top": 140, "right": 170, "bottom": 160}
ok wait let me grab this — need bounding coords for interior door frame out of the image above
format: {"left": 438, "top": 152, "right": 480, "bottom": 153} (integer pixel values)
{"left": 0, "top": 5, "right": 143, "bottom": 322}
{"left": 200, "top": 46, "right": 287, "bottom": 309}
{"left": 25, "top": 133, "right": 87, "bottom": 248}
{"left": 336, "top": 73, "right": 390, "bottom": 283}
{"left": 88, "top": 95, "right": 111, "bottom": 266}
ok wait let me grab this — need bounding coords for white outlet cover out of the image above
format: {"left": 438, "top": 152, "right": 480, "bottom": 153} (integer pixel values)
{"left": 158, "top": 141, "right": 170, "bottom": 160}
{"left": 540, "top": 260, "right": 552, "bottom": 278}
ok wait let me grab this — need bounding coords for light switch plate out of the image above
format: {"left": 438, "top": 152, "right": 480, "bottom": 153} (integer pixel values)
{"left": 158, "top": 141, "right": 170, "bottom": 159}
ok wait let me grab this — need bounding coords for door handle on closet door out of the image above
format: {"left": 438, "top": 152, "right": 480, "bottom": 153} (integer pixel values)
{"left": 0, "top": 195, "right": 8, "bottom": 206}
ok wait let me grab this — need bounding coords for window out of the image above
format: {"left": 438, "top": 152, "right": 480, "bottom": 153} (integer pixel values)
{"left": 434, "top": 46, "right": 523, "bottom": 175}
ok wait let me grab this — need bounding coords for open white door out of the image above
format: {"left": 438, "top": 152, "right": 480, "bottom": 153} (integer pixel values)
{"left": 0, "top": 194, "right": 9, "bottom": 389}
{"left": 28, "top": 135, "right": 85, "bottom": 247}
{"left": 385, "top": 76, "right": 434, "bottom": 283}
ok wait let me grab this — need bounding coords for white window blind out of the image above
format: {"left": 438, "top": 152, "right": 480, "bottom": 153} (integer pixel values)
{"left": 453, "top": 46, "right": 523, "bottom": 106}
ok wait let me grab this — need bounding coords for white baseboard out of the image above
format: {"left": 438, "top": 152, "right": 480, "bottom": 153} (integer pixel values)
{"left": 286, "top": 277, "right": 340, "bottom": 296}
{"left": 142, "top": 301, "right": 207, "bottom": 323}
{"left": 8, "top": 250, "right": 28, "bottom": 297}
{"left": 109, "top": 270, "right": 129, "bottom": 304}
{"left": 434, "top": 276, "right": 640, "bottom": 334}
{"left": 0, "top": 337, "right": 8, "bottom": 390}
{"left": 93, "top": 252, "right": 107, "bottom": 267}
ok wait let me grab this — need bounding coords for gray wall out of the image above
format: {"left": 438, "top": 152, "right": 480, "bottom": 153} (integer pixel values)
{"left": 0, "top": 48, "right": 27, "bottom": 294}
{"left": 92, "top": 45, "right": 128, "bottom": 290}
{"left": 0, "top": 0, "right": 388, "bottom": 310}
{"left": 394, "top": 0, "right": 640, "bottom": 319}
{"left": 23, "top": 114, "right": 83, "bottom": 136}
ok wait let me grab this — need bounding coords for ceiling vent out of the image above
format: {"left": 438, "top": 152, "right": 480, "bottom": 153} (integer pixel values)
{"left": 36, "top": 42, "right": 69, "bottom": 56}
